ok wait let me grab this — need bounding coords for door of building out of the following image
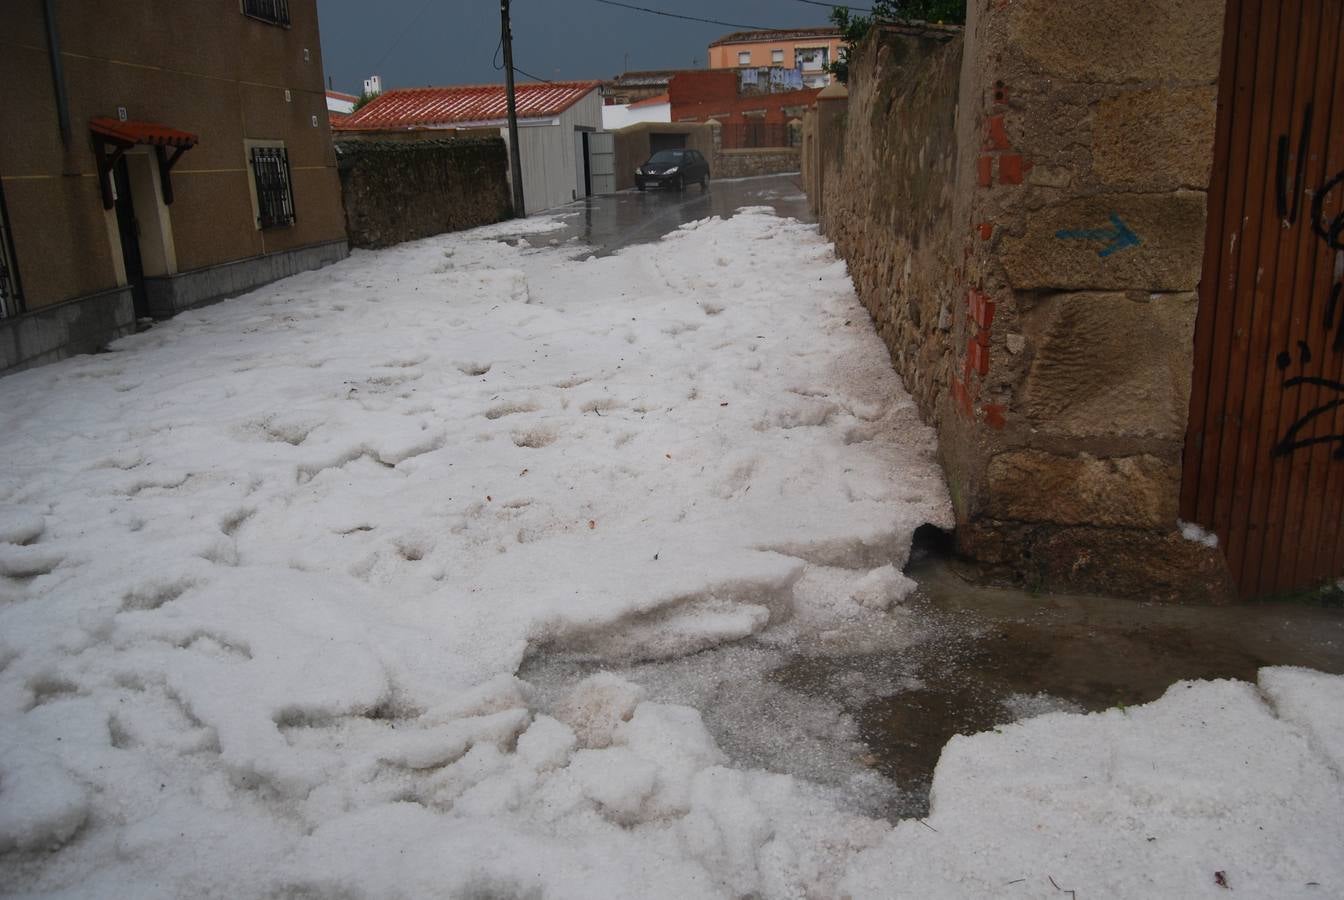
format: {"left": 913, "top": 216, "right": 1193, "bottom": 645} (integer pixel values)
{"left": 586, "top": 131, "right": 616, "bottom": 195}
{"left": 1180, "top": 0, "right": 1344, "bottom": 597}
{"left": 112, "top": 157, "right": 149, "bottom": 319}
{"left": 0, "top": 179, "right": 22, "bottom": 319}
{"left": 649, "top": 132, "right": 686, "bottom": 154}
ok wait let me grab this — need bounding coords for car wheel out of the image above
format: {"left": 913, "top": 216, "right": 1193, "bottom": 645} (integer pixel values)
{"left": 700, "top": 173, "right": 708, "bottom": 190}
{"left": 637, "top": 183, "right": 646, "bottom": 192}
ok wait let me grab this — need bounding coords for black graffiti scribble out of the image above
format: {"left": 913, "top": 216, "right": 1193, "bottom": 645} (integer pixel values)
{"left": 1273, "top": 378, "right": 1344, "bottom": 459}
{"left": 1276, "top": 340, "right": 1313, "bottom": 371}
{"left": 1276, "top": 103, "right": 1313, "bottom": 224}
{"left": 1313, "top": 169, "right": 1344, "bottom": 251}
{"left": 1271, "top": 158, "right": 1344, "bottom": 461}
{"left": 1273, "top": 342, "right": 1344, "bottom": 460}
{"left": 1310, "top": 169, "right": 1344, "bottom": 353}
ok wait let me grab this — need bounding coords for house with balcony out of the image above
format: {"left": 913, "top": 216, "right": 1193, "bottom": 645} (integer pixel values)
{"left": 0, "top": 0, "right": 348, "bottom": 374}
{"left": 707, "top": 27, "right": 843, "bottom": 88}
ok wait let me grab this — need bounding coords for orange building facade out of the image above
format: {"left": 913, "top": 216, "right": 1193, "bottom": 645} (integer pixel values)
{"left": 707, "top": 28, "right": 843, "bottom": 88}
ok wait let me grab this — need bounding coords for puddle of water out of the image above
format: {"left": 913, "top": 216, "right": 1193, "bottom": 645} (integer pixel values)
{"left": 845, "top": 558, "right": 1344, "bottom": 817}
{"left": 522, "top": 554, "right": 1344, "bottom": 824}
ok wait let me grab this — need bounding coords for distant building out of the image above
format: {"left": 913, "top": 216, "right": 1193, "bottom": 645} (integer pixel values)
{"left": 602, "top": 93, "right": 671, "bottom": 130}
{"left": 665, "top": 70, "right": 818, "bottom": 148}
{"left": 333, "top": 82, "right": 603, "bottom": 213}
{"left": 363, "top": 75, "right": 383, "bottom": 97}
{"left": 707, "top": 27, "right": 843, "bottom": 88}
{"left": 601, "top": 70, "right": 689, "bottom": 106}
{"left": 326, "top": 90, "right": 359, "bottom": 116}
{"left": 1, "top": 0, "right": 348, "bottom": 373}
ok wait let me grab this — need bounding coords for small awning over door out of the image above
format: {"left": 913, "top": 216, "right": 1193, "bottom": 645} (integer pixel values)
{"left": 90, "top": 117, "right": 199, "bottom": 210}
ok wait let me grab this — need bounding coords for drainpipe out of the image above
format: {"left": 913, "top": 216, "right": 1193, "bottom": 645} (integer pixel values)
{"left": 43, "top": 0, "right": 71, "bottom": 146}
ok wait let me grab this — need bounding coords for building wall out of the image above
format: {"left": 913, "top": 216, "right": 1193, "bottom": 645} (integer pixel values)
{"left": 503, "top": 90, "right": 602, "bottom": 214}
{"left": 804, "top": 6, "right": 1233, "bottom": 601}
{"left": 0, "top": 1, "right": 345, "bottom": 321}
{"left": 668, "top": 71, "right": 739, "bottom": 110}
{"left": 661, "top": 71, "right": 819, "bottom": 132}
{"left": 601, "top": 102, "right": 671, "bottom": 131}
{"left": 709, "top": 36, "right": 843, "bottom": 80}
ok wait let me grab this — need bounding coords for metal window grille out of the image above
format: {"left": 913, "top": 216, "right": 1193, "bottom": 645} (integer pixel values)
{"left": 243, "top": 0, "right": 290, "bottom": 26}
{"left": 251, "top": 146, "right": 296, "bottom": 229}
{"left": 0, "top": 182, "right": 22, "bottom": 320}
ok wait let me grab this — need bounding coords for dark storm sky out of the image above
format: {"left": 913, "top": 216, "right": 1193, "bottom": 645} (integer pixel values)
{"left": 314, "top": 0, "right": 837, "bottom": 94}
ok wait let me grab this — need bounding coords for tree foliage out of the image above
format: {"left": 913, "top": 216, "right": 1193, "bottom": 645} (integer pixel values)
{"left": 826, "top": 0, "right": 967, "bottom": 83}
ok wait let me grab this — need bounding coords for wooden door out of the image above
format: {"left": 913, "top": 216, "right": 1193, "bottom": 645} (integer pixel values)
{"left": 1181, "top": 0, "right": 1344, "bottom": 597}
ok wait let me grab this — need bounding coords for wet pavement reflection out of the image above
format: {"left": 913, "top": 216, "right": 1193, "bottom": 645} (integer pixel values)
{"left": 523, "top": 174, "right": 813, "bottom": 257}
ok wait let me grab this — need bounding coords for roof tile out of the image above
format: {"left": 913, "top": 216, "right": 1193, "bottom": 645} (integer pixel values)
{"left": 334, "top": 81, "right": 601, "bottom": 131}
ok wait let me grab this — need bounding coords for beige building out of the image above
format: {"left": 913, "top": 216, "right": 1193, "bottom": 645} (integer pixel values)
{"left": 707, "top": 28, "right": 843, "bottom": 88}
{"left": 0, "top": 0, "right": 348, "bottom": 373}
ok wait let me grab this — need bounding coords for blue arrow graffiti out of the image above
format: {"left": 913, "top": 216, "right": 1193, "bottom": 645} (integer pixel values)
{"left": 1055, "top": 213, "right": 1142, "bottom": 258}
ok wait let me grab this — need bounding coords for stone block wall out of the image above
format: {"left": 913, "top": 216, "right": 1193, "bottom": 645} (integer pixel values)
{"left": 713, "top": 148, "right": 801, "bottom": 179}
{"left": 809, "top": 23, "right": 965, "bottom": 422}
{"left": 807, "top": 5, "right": 1234, "bottom": 601}
{"left": 335, "top": 139, "right": 511, "bottom": 249}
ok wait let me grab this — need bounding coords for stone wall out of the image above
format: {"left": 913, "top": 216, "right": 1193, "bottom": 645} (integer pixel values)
{"left": 335, "top": 139, "right": 511, "bottom": 249}
{"left": 805, "top": 5, "right": 1233, "bottom": 601}
{"left": 713, "top": 148, "right": 801, "bottom": 179}
{"left": 806, "top": 23, "right": 964, "bottom": 421}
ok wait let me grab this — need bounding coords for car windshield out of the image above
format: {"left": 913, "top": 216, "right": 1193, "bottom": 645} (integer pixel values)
{"left": 648, "top": 151, "right": 685, "bottom": 165}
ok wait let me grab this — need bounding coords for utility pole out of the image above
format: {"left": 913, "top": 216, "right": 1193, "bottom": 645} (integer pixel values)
{"left": 500, "top": 0, "right": 526, "bottom": 218}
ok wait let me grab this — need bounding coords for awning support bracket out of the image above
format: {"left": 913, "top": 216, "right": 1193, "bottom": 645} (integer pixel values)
{"left": 155, "top": 145, "right": 188, "bottom": 206}
{"left": 93, "top": 134, "right": 130, "bottom": 211}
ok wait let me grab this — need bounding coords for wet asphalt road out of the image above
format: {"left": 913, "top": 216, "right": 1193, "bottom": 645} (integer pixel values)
{"left": 522, "top": 173, "right": 814, "bottom": 257}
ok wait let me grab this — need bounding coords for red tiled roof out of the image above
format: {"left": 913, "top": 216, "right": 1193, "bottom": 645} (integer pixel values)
{"left": 90, "top": 117, "right": 199, "bottom": 148}
{"left": 327, "top": 89, "right": 360, "bottom": 103}
{"left": 629, "top": 92, "right": 670, "bottom": 109}
{"left": 334, "top": 81, "right": 601, "bottom": 131}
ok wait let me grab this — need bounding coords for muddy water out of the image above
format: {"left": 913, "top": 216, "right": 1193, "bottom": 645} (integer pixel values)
{"left": 523, "top": 556, "right": 1344, "bottom": 822}
{"left": 781, "top": 557, "right": 1344, "bottom": 817}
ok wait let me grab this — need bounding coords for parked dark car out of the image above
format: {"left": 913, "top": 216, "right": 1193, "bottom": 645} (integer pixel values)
{"left": 635, "top": 149, "right": 710, "bottom": 191}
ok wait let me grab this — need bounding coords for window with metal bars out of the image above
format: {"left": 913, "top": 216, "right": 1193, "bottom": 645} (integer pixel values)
{"left": 243, "top": 0, "right": 290, "bottom": 26}
{"left": 250, "top": 146, "right": 296, "bottom": 229}
{"left": 0, "top": 181, "right": 22, "bottom": 320}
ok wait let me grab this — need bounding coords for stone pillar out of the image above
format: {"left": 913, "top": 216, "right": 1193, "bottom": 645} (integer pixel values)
{"left": 940, "top": 0, "right": 1232, "bottom": 600}
{"left": 814, "top": 81, "right": 849, "bottom": 224}
{"left": 705, "top": 118, "right": 722, "bottom": 158}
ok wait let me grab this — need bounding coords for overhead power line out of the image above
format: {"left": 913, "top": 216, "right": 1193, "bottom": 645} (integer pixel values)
{"left": 513, "top": 65, "right": 556, "bottom": 84}
{"left": 590, "top": 0, "right": 775, "bottom": 31}
{"left": 370, "top": 0, "right": 435, "bottom": 71}
{"left": 494, "top": 36, "right": 556, "bottom": 85}
{"left": 792, "top": 0, "right": 875, "bottom": 11}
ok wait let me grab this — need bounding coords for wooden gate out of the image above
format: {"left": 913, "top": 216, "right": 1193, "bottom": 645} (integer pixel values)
{"left": 1181, "top": 0, "right": 1344, "bottom": 598}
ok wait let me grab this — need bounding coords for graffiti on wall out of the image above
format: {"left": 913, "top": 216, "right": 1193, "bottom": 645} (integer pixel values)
{"left": 1270, "top": 101, "right": 1344, "bottom": 460}
{"left": 1273, "top": 341, "right": 1344, "bottom": 459}
{"left": 1054, "top": 213, "right": 1142, "bottom": 257}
